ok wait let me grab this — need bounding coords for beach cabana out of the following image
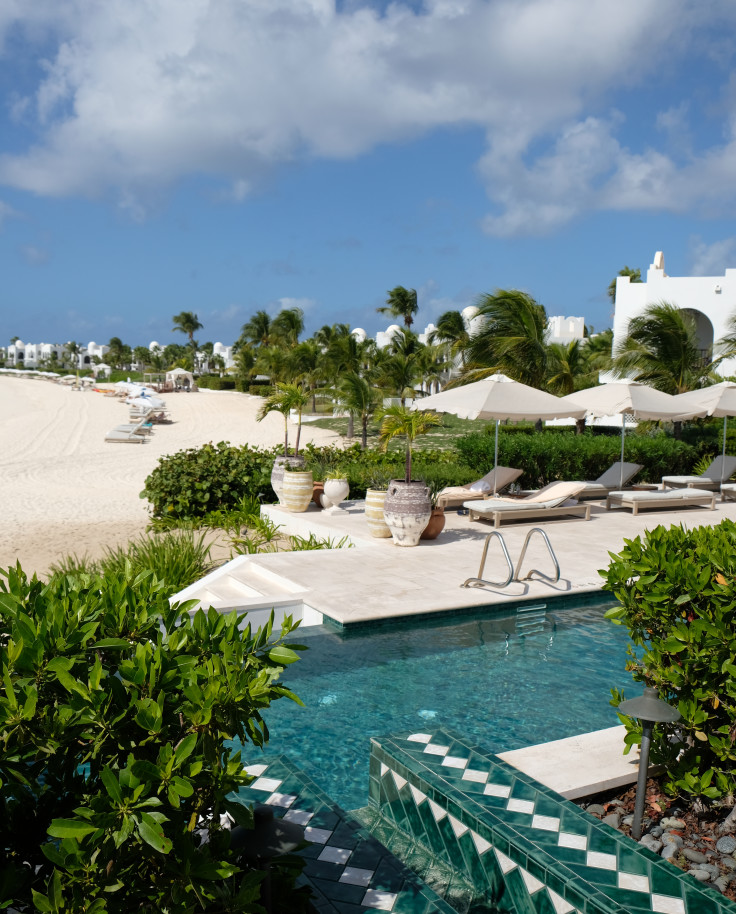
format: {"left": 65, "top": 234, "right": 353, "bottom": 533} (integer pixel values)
{"left": 166, "top": 368, "right": 195, "bottom": 391}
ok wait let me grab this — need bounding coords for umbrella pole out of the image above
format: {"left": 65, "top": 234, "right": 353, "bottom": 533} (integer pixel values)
{"left": 723, "top": 416, "right": 728, "bottom": 484}
{"left": 493, "top": 420, "right": 500, "bottom": 496}
{"left": 620, "top": 413, "right": 626, "bottom": 489}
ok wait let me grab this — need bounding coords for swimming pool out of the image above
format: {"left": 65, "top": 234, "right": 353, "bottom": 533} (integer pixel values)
{"left": 255, "top": 601, "right": 634, "bottom": 811}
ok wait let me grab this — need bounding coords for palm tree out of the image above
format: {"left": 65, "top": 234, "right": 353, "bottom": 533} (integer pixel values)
{"left": 240, "top": 310, "right": 273, "bottom": 348}
{"left": 546, "top": 340, "right": 593, "bottom": 396}
{"left": 608, "top": 266, "right": 642, "bottom": 303}
{"left": 582, "top": 328, "right": 614, "bottom": 375}
{"left": 172, "top": 311, "right": 203, "bottom": 363}
{"left": 333, "top": 373, "right": 384, "bottom": 449}
{"left": 107, "top": 337, "right": 127, "bottom": 369}
{"left": 378, "top": 352, "right": 423, "bottom": 406}
{"left": 378, "top": 405, "right": 442, "bottom": 482}
{"left": 464, "top": 289, "right": 549, "bottom": 389}
{"left": 271, "top": 308, "right": 304, "bottom": 347}
{"left": 377, "top": 286, "right": 418, "bottom": 329}
{"left": 610, "top": 302, "right": 720, "bottom": 439}
{"left": 312, "top": 323, "right": 351, "bottom": 350}
{"left": 256, "top": 382, "right": 311, "bottom": 456}
{"left": 610, "top": 302, "right": 718, "bottom": 395}
{"left": 65, "top": 341, "right": 81, "bottom": 370}
{"left": 428, "top": 310, "right": 471, "bottom": 369}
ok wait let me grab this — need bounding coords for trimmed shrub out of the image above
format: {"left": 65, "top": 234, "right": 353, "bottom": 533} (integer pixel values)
{"left": 195, "top": 375, "right": 236, "bottom": 391}
{"left": 454, "top": 430, "right": 697, "bottom": 488}
{"left": 248, "top": 382, "right": 271, "bottom": 396}
{"left": 0, "top": 563, "right": 308, "bottom": 913}
{"left": 603, "top": 521, "right": 736, "bottom": 804}
{"left": 141, "top": 442, "right": 277, "bottom": 519}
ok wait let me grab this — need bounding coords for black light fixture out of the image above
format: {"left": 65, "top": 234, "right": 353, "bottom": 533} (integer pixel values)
{"left": 230, "top": 805, "right": 305, "bottom": 914}
{"left": 618, "top": 686, "right": 680, "bottom": 840}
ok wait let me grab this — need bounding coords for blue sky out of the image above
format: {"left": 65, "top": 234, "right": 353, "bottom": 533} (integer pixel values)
{"left": 3, "top": 0, "right": 736, "bottom": 349}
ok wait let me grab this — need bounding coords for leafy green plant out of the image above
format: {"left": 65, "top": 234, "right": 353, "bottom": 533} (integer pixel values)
{"left": 287, "top": 533, "right": 353, "bottom": 551}
{"left": 0, "top": 563, "right": 308, "bottom": 913}
{"left": 602, "top": 521, "right": 736, "bottom": 807}
{"left": 377, "top": 405, "right": 442, "bottom": 482}
{"left": 141, "top": 442, "right": 277, "bottom": 519}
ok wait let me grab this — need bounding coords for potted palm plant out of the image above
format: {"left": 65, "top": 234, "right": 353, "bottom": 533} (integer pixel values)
{"left": 378, "top": 405, "right": 442, "bottom": 546}
{"left": 257, "top": 382, "right": 311, "bottom": 502}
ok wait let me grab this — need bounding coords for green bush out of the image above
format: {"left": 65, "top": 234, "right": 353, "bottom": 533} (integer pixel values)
{"left": 196, "top": 376, "right": 237, "bottom": 391}
{"left": 141, "top": 442, "right": 277, "bottom": 519}
{"left": 0, "top": 564, "right": 308, "bottom": 912}
{"left": 247, "top": 382, "right": 271, "bottom": 396}
{"left": 454, "top": 430, "right": 696, "bottom": 488}
{"left": 602, "top": 521, "right": 736, "bottom": 804}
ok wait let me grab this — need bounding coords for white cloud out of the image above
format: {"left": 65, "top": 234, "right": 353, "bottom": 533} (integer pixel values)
{"left": 20, "top": 244, "right": 49, "bottom": 264}
{"left": 0, "top": 0, "right": 734, "bottom": 232}
{"left": 0, "top": 199, "right": 20, "bottom": 227}
{"left": 688, "top": 236, "right": 736, "bottom": 276}
{"left": 276, "top": 296, "right": 317, "bottom": 314}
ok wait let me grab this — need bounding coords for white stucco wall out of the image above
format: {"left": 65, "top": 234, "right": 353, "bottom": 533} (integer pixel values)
{"left": 613, "top": 251, "right": 736, "bottom": 376}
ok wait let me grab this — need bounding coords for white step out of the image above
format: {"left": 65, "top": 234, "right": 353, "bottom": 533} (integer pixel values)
{"left": 193, "top": 562, "right": 307, "bottom": 610}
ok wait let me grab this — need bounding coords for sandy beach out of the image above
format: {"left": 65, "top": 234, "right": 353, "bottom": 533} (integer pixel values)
{"left": 0, "top": 378, "right": 340, "bottom": 578}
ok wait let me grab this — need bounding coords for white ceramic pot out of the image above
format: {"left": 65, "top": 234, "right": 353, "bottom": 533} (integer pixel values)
{"left": 321, "top": 478, "right": 350, "bottom": 512}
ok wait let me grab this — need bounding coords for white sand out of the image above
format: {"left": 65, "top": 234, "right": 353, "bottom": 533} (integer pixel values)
{"left": 0, "top": 378, "right": 340, "bottom": 578}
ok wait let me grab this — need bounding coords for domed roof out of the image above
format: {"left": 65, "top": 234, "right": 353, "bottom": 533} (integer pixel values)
{"left": 386, "top": 324, "right": 401, "bottom": 335}
{"left": 461, "top": 305, "right": 479, "bottom": 321}
{"left": 351, "top": 328, "right": 367, "bottom": 342}
{"left": 149, "top": 341, "right": 160, "bottom": 350}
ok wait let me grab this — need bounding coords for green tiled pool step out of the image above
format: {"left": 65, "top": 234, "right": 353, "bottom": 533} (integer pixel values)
{"left": 369, "top": 729, "right": 736, "bottom": 914}
{"left": 231, "top": 753, "right": 457, "bottom": 913}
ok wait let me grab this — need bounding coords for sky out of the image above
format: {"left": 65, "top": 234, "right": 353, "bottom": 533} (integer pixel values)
{"left": 3, "top": 0, "right": 736, "bottom": 349}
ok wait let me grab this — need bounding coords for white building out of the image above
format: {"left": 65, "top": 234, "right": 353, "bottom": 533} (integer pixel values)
{"left": 547, "top": 315, "right": 585, "bottom": 344}
{"left": 5, "top": 340, "right": 109, "bottom": 369}
{"left": 613, "top": 250, "right": 736, "bottom": 375}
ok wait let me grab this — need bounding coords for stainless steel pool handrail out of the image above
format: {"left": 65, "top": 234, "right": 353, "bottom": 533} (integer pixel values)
{"left": 462, "top": 527, "right": 560, "bottom": 588}
{"left": 462, "top": 530, "right": 514, "bottom": 588}
{"left": 515, "top": 527, "right": 560, "bottom": 584}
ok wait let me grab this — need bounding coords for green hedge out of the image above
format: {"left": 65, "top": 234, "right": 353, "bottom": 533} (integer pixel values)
{"left": 454, "top": 430, "right": 697, "bottom": 488}
{"left": 141, "top": 442, "right": 277, "bottom": 518}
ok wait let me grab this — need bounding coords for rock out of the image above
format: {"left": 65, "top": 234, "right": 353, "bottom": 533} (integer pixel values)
{"left": 603, "top": 813, "right": 621, "bottom": 829}
{"left": 715, "top": 876, "right": 731, "bottom": 893}
{"left": 649, "top": 826, "right": 663, "bottom": 837}
{"left": 586, "top": 804, "right": 606, "bottom": 817}
{"left": 640, "top": 835, "right": 663, "bottom": 854}
{"left": 661, "top": 843, "right": 680, "bottom": 861}
{"left": 689, "top": 868, "right": 711, "bottom": 883}
{"left": 721, "top": 855, "right": 736, "bottom": 870}
{"left": 609, "top": 799, "right": 625, "bottom": 807}
{"left": 662, "top": 833, "right": 683, "bottom": 847}
{"left": 682, "top": 848, "right": 708, "bottom": 864}
{"left": 662, "top": 817, "right": 687, "bottom": 829}
{"left": 623, "top": 815, "right": 635, "bottom": 827}
{"left": 698, "top": 863, "right": 720, "bottom": 877}
{"left": 716, "top": 835, "right": 736, "bottom": 855}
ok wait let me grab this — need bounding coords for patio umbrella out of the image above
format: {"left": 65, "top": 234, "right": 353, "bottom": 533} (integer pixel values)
{"left": 672, "top": 381, "right": 736, "bottom": 482}
{"left": 130, "top": 395, "right": 166, "bottom": 409}
{"left": 559, "top": 381, "right": 697, "bottom": 488}
{"left": 414, "top": 373, "right": 586, "bottom": 494}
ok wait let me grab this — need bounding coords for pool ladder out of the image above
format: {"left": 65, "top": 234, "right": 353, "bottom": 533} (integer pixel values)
{"left": 461, "top": 527, "right": 560, "bottom": 589}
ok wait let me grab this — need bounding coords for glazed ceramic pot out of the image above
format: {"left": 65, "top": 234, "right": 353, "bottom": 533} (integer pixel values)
{"left": 420, "top": 506, "right": 446, "bottom": 540}
{"left": 383, "top": 479, "right": 431, "bottom": 547}
{"left": 364, "top": 488, "right": 392, "bottom": 538}
{"left": 281, "top": 469, "right": 314, "bottom": 512}
{"left": 271, "top": 455, "right": 306, "bottom": 503}
{"left": 321, "top": 477, "right": 350, "bottom": 512}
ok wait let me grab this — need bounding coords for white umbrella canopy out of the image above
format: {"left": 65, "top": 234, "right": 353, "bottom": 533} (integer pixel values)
{"left": 415, "top": 373, "right": 586, "bottom": 494}
{"left": 559, "top": 381, "right": 699, "bottom": 488}
{"left": 130, "top": 396, "right": 166, "bottom": 409}
{"left": 672, "top": 382, "right": 736, "bottom": 479}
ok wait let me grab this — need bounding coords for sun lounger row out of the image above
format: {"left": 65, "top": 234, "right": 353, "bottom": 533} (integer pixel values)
{"left": 104, "top": 418, "right": 153, "bottom": 443}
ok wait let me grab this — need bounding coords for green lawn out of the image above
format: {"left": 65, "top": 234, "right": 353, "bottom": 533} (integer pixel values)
{"left": 307, "top": 411, "right": 496, "bottom": 451}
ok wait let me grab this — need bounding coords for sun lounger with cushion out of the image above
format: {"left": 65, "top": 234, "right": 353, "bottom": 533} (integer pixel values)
{"left": 575, "top": 461, "right": 644, "bottom": 499}
{"left": 436, "top": 467, "right": 523, "bottom": 509}
{"left": 605, "top": 488, "right": 716, "bottom": 515}
{"left": 105, "top": 428, "right": 148, "bottom": 443}
{"left": 661, "top": 455, "right": 736, "bottom": 491}
{"left": 465, "top": 481, "right": 590, "bottom": 528}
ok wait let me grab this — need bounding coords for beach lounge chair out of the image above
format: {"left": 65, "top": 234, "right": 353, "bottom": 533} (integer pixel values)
{"left": 464, "top": 481, "right": 590, "bottom": 528}
{"left": 661, "top": 455, "right": 736, "bottom": 491}
{"left": 574, "top": 461, "right": 644, "bottom": 499}
{"left": 436, "top": 467, "right": 523, "bottom": 509}
{"left": 606, "top": 488, "right": 716, "bottom": 515}
{"left": 104, "top": 427, "right": 148, "bottom": 443}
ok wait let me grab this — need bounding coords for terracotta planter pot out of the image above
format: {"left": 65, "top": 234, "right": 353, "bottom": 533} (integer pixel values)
{"left": 281, "top": 470, "right": 314, "bottom": 513}
{"left": 312, "top": 481, "right": 325, "bottom": 507}
{"left": 383, "top": 479, "right": 431, "bottom": 547}
{"left": 365, "top": 488, "right": 392, "bottom": 538}
{"left": 420, "top": 506, "right": 446, "bottom": 540}
{"left": 270, "top": 455, "right": 306, "bottom": 503}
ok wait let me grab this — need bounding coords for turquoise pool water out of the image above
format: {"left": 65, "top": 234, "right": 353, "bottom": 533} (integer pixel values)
{"left": 256, "top": 602, "right": 633, "bottom": 811}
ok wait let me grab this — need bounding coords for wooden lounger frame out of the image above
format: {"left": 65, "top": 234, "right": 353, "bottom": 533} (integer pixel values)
{"left": 605, "top": 491, "right": 716, "bottom": 515}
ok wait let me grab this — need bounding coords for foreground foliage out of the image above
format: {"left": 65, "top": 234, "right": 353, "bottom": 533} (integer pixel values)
{"left": 0, "top": 564, "right": 307, "bottom": 913}
{"left": 602, "top": 522, "right": 736, "bottom": 807}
